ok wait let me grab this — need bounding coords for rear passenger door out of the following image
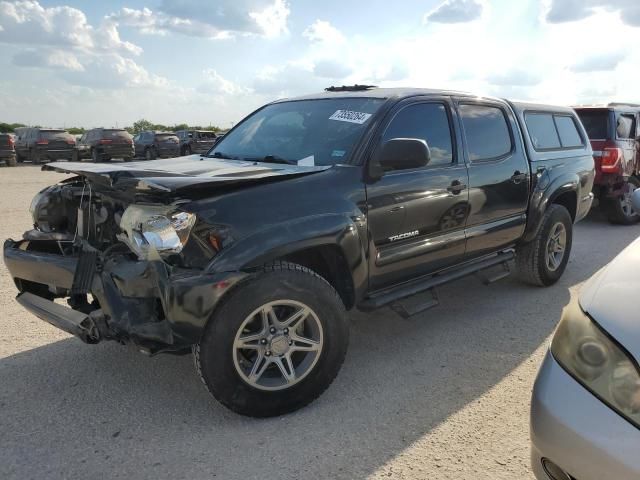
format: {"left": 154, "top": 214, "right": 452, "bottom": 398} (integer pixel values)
{"left": 455, "top": 100, "right": 530, "bottom": 259}
{"left": 366, "top": 98, "right": 469, "bottom": 289}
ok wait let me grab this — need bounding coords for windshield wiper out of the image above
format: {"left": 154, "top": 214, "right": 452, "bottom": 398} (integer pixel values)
{"left": 209, "top": 151, "right": 237, "bottom": 160}
{"left": 245, "top": 155, "right": 296, "bottom": 165}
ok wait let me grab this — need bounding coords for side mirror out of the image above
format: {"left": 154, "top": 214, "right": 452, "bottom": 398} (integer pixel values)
{"left": 632, "top": 189, "right": 640, "bottom": 213}
{"left": 370, "top": 138, "right": 431, "bottom": 179}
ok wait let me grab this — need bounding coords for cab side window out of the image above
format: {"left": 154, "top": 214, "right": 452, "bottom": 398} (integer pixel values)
{"left": 459, "top": 104, "right": 512, "bottom": 161}
{"left": 617, "top": 114, "right": 636, "bottom": 139}
{"left": 382, "top": 103, "right": 454, "bottom": 168}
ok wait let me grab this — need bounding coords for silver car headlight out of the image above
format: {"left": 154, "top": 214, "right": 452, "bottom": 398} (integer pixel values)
{"left": 118, "top": 204, "right": 196, "bottom": 260}
{"left": 551, "top": 300, "right": 640, "bottom": 428}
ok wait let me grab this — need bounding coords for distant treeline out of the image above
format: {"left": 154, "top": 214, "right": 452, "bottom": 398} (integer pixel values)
{"left": 0, "top": 119, "right": 223, "bottom": 135}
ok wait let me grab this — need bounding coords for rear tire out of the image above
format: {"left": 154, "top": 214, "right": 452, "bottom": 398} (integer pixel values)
{"left": 71, "top": 150, "right": 80, "bottom": 162}
{"left": 6, "top": 155, "right": 17, "bottom": 167}
{"left": 194, "top": 261, "right": 349, "bottom": 417}
{"left": 123, "top": 157, "right": 132, "bottom": 162}
{"left": 91, "top": 149, "right": 101, "bottom": 163}
{"left": 145, "top": 148, "right": 155, "bottom": 161}
{"left": 30, "top": 149, "right": 40, "bottom": 165}
{"left": 602, "top": 177, "right": 640, "bottom": 225}
{"left": 516, "top": 204, "right": 573, "bottom": 287}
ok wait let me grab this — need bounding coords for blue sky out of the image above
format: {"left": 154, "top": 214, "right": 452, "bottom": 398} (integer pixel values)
{"left": 1, "top": 0, "right": 639, "bottom": 128}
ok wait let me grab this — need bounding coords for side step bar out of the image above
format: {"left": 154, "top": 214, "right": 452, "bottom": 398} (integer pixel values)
{"left": 16, "top": 292, "right": 100, "bottom": 343}
{"left": 360, "top": 250, "right": 515, "bottom": 312}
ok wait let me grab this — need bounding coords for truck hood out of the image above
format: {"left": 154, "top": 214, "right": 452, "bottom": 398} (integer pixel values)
{"left": 43, "top": 155, "right": 330, "bottom": 194}
{"left": 579, "top": 236, "right": 640, "bottom": 362}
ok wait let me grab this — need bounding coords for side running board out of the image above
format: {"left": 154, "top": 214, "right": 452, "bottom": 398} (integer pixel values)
{"left": 360, "top": 250, "right": 515, "bottom": 317}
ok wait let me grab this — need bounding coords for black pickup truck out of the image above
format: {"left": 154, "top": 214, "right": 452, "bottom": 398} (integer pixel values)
{"left": 3, "top": 87, "right": 594, "bottom": 417}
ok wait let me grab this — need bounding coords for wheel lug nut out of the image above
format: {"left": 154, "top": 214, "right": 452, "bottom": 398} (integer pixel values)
{"left": 265, "top": 351, "right": 271, "bottom": 356}
{"left": 260, "top": 338, "right": 267, "bottom": 345}
{"left": 269, "top": 327, "right": 276, "bottom": 334}
{"left": 283, "top": 328, "right": 289, "bottom": 334}
{"left": 289, "top": 340, "right": 293, "bottom": 346}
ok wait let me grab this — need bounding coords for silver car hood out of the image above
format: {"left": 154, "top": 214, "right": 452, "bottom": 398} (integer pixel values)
{"left": 579, "top": 236, "right": 640, "bottom": 361}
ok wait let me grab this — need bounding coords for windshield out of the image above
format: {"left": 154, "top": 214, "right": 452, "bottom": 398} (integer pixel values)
{"left": 209, "top": 98, "right": 385, "bottom": 166}
{"left": 156, "top": 134, "right": 179, "bottom": 142}
{"left": 41, "top": 130, "right": 72, "bottom": 141}
{"left": 576, "top": 110, "right": 609, "bottom": 139}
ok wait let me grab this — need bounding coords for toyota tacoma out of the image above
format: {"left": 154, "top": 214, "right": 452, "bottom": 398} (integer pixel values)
{"left": 4, "top": 87, "right": 595, "bottom": 417}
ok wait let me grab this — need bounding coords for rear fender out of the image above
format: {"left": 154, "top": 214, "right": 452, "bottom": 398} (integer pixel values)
{"left": 522, "top": 171, "right": 578, "bottom": 243}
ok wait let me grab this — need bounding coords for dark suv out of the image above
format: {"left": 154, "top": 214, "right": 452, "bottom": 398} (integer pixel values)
{"left": 73, "top": 128, "right": 134, "bottom": 163}
{"left": 176, "top": 130, "right": 217, "bottom": 156}
{"left": 14, "top": 128, "right": 76, "bottom": 164}
{"left": 0, "top": 133, "right": 17, "bottom": 166}
{"left": 575, "top": 104, "right": 640, "bottom": 224}
{"left": 4, "top": 87, "right": 594, "bottom": 417}
{"left": 133, "top": 131, "right": 180, "bottom": 160}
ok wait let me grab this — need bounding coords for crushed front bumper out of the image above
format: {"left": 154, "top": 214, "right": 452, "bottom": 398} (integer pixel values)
{"left": 3, "top": 238, "right": 247, "bottom": 353}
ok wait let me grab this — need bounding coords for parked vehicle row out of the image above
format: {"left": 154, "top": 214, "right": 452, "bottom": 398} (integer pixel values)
{"left": 3, "top": 86, "right": 595, "bottom": 418}
{"left": 6, "top": 127, "right": 220, "bottom": 165}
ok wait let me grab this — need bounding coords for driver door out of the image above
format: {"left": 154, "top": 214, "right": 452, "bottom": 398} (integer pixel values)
{"left": 366, "top": 98, "right": 469, "bottom": 290}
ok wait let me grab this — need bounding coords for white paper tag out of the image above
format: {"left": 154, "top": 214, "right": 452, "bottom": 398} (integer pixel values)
{"left": 329, "top": 110, "right": 372, "bottom": 124}
{"left": 297, "top": 155, "right": 315, "bottom": 166}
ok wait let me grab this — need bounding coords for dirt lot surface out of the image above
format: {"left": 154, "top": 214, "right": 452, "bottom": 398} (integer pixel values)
{"left": 1, "top": 164, "right": 638, "bottom": 480}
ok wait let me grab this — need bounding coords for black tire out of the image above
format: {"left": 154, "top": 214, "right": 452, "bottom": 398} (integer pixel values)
{"left": 91, "top": 149, "right": 101, "bottom": 163}
{"left": 145, "top": 148, "right": 155, "bottom": 161}
{"left": 123, "top": 157, "right": 132, "bottom": 162}
{"left": 184, "top": 146, "right": 191, "bottom": 156}
{"left": 516, "top": 204, "right": 573, "bottom": 287}
{"left": 6, "top": 155, "right": 17, "bottom": 167}
{"left": 602, "top": 177, "right": 640, "bottom": 225}
{"left": 71, "top": 150, "right": 80, "bottom": 162}
{"left": 30, "top": 149, "right": 40, "bottom": 165}
{"left": 194, "top": 261, "right": 349, "bottom": 417}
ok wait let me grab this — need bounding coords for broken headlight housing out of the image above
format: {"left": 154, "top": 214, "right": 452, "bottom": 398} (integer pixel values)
{"left": 551, "top": 300, "right": 640, "bottom": 428}
{"left": 118, "top": 205, "right": 196, "bottom": 260}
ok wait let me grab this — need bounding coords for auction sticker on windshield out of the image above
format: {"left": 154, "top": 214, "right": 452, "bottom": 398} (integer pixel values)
{"left": 329, "top": 110, "right": 372, "bottom": 124}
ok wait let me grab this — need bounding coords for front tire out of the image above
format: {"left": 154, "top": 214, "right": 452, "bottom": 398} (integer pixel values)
{"left": 516, "top": 204, "right": 573, "bottom": 286}
{"left": 602, "top": 177, "right": 640, "bottom": 225}
{"left": 194, "top": 261, "right": 349, "bottom": 417}
{"left": 91, "top": 148, "right": 101, "bottom": 163}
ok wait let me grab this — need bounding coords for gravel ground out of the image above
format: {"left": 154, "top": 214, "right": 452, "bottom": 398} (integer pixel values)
{"left": 1, "top": 164, "right": 639, "bottom": 480}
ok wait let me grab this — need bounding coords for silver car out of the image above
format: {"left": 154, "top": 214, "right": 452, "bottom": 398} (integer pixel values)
{"left": 531, "top": 193, "right": 640, "bottom": 480}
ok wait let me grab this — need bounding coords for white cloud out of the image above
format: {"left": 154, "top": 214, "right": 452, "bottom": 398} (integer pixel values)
{"left": 61, "top": 55, "right": 169, "bottom": 89}
{"left": 249, "top": 0, "right": 289, "bottom": 38}
{"left": 546, "top": 0, "right": 640, "bottom": 26}
{"left": 570, "top": 51, "right": 626, "bottom": 72}
{"left": 303, "top": 20, "right": 345, "bottom": 44}
{"left": 12, "top": 48, "right": 84, "bottom": 71}
{"left": 0, "top": 0, "right": 141, "bottom": 55}
{"left": 424, "top": 0, "right": 485, "bottom": 24}
{"left": 486, "top": 69, "right": 542, "bottom": 86}
{"left": 198, "top": 69, "right": 251, "bottom": 95}
{"left": 109, "top": 0, "right": 290, "bottom": 39}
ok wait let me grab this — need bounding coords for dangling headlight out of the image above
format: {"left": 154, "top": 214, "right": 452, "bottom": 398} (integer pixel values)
{"left": 118, "top": 204, "right": 196, "bottom": 259}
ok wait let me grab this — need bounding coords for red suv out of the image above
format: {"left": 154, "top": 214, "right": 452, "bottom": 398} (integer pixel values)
{"left": 575, "top": 104, "right": 640, "bottom": 224}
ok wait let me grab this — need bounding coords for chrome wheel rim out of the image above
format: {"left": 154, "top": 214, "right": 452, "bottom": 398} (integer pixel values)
{"left": 545, "top": 222, "right": 566, "bottom": 272}
{"left": 232, "top": 300, "right": 323, "bottom": 391}
{"left": 619, "top": 182, "right": 638, "bottom": 218}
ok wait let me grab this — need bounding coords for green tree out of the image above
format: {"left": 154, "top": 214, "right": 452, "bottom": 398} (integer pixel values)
{"left": 132, "top": 119, "right": 154, "bottom": 133}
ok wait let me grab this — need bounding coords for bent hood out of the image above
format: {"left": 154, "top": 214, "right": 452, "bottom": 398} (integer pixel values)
{"left": 579, "top": 236, "right": 640, "bottom": 361}
{"left": 43, "top": 155, "right": 329, "bottom": 194}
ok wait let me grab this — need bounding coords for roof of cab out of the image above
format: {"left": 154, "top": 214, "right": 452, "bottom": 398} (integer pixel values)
{"left": 509, "top": 101, "right": 578, "bottom": 116}
{"left": 275, "top": 87, "right": 497, "bottom": 103}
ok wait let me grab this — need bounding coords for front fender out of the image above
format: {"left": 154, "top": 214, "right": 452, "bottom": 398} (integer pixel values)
{"left": 522, "top": 170, "right": 578, "bottom": 243}
{"left": 205, "top": 213, "right": 369, "bottom": 301}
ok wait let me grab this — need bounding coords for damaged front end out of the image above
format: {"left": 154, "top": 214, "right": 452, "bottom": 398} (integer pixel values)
{"left": 4, "top": 176, "right": 245, "bottom": 354}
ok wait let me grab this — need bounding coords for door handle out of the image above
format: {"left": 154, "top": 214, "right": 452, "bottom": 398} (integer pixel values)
{"left": 389, "top": 206, "right": 405, "bottom": 213}
{"left": 511, "top": 171, "right": 528, "bottom": 184}
{"left": 447, "top": 180, "right": 467, "bottom": 194}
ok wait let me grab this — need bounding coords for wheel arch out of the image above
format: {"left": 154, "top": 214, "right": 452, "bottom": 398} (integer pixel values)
{"left": 522, "top": 174, "right": 578, "bottom": 243}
